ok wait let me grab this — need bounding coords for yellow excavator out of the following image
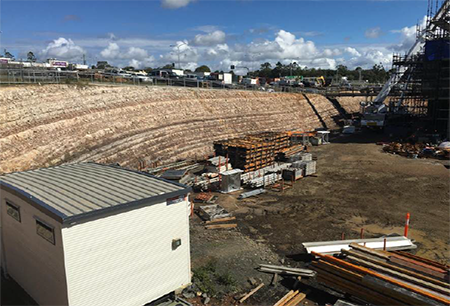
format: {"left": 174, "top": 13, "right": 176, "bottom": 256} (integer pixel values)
{"left": 303, "top": 76, "right": 327, "bottom": 87}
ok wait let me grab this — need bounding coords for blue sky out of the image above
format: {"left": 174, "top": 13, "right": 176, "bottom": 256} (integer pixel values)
{"left": 0, "top": 0, "right": 429, "bottom": 71}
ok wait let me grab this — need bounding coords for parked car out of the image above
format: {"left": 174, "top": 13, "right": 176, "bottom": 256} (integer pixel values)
{"left": 131, "top": 74, "right": 152, "bottom": 83}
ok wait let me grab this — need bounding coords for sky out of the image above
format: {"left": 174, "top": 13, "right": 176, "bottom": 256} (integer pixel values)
{"left": 0, "top": 0, "right": 430, "bottom": 72}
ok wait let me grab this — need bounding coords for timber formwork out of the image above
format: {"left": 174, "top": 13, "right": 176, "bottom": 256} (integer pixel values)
{"left": 214, "top": 132, "right": 290, "bottom": 172}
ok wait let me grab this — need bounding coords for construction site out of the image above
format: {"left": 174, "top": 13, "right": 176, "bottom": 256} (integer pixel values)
{"left": 1, "top": 1, "right": 449, "bottom": 306}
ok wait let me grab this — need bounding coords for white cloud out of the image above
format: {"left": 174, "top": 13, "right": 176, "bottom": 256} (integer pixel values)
{"left": 192, "top": 30, "right": 226, "bottom": 46}
{"left": 100, "top": 42, "right": 154, "bottom": 68}
{"left": 365, "top": 27, "right": 382, "bottom": 39}
{"left": 41, "top": 37, "right": 85, "bottom": 61}
{"left": 345, "top": 47, "right": 361, "bottom": 57}
{"left": 391, "top": 16, "right": 427, "bottom": 52}
{"left": 27, "top": 16, "right": 429, "bottom": 72}
{"left": 161, "top": 0, "right": 194, "bottom": 9}
{"left": 100, "top": 42, "right": 120, "bottom": 58}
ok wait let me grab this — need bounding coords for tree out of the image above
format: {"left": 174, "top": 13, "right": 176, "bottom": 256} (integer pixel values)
{"left": 27, "top": 51, "right": 36, "bottom": 62}
{"left": 123, "top": 66, "right": 135, "bottom": 71}
{"left": 260, "top": 62, "right": 271, "bottom": 70}
{"left": 336, "top": 65, "right": 349, "bottom": 77}
{"left": 96, "top": 61, "right": 110, "bottom": 69}
{"left": 4, "top": 51, "right": 14, "bottom": 60}
{"left": 195, "top": 65, "right": 211, "bottom": 73}
{"left": 162, "top": 63, "right": 175, "bottom": 69}
{"left": 143, "top": 67, "right": 153, "bottom": 73}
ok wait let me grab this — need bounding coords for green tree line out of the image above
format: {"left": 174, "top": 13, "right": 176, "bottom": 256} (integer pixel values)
{"left": 248, "top": 62, "right": 391, "bottom": 84}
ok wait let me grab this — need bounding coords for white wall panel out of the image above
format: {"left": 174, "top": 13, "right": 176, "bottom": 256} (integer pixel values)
{"left": 1, "top": 191, "right": 68, "bottom": 306}
{"left": 62, "top": 198, "right": 190, "bottom": 306}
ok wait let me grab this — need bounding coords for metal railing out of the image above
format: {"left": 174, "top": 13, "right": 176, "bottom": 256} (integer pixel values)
{"left": 0, "top": 67, "right": 381, "bottom": 96}
{"left": 0, "top": 67, "right": 79, "bottom": 84}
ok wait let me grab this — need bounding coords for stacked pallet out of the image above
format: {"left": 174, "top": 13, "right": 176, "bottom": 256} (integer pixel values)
{"left": 214, "top": 132, "right": 290, "bottom": 172}
{"left": 311, "top": 243, "right": 450, "bottom": 306}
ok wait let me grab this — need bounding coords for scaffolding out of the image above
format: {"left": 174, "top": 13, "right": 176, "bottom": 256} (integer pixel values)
{"left": 387, "top": 0, "right": 449, "bottom": 137}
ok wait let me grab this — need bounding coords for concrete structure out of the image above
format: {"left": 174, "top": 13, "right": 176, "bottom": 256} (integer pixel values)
{"left": 0, "top": 163, "right": 192, "bottom": 306}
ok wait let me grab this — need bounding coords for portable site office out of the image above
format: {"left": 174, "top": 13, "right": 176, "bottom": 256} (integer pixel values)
{"left": 0, "top": 162, "right": 192, "bottom": 306}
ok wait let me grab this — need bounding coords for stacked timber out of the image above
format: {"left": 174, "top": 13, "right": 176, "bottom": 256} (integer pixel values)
{"left": 214, "top": 132, "right": 290, "bottom": 172}
{"left": 311, "top": 243, "right": 450, "bottom": 306}
{"left": 277, "top": 145, "right": 306, "bottom": 161}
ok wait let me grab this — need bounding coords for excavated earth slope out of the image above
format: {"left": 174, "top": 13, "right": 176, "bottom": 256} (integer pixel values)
{"left": 0, "top": 85, "right": 359, "bottom": 173}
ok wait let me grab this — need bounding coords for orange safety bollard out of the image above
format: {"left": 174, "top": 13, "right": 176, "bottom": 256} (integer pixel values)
{"left": 404, "top": 212, "right": 411, "bottom": 237}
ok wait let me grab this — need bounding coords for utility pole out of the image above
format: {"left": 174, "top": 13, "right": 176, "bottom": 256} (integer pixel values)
{"left": 169, "top": 42, "right": 187, "bottom": 69}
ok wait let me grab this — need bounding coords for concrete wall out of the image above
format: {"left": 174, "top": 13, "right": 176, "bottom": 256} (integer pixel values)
{"left": 1, "top": 85, "right": 362, "bottom": 173}
{"left": 61, "top": 197, "right": 191, "bottom": 306}
{"left": 0, "top": 189, "right": 69, "bottom": 306}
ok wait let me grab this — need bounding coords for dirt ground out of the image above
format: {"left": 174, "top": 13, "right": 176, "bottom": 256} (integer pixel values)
{"left": 225, "top": 131, "right": 450, "bottom": 263}
{"left": 187, "top": 130, "right": 449, "bottom": 305}
{"left": 3, "top": 131, "right": 449, "bottom": 306}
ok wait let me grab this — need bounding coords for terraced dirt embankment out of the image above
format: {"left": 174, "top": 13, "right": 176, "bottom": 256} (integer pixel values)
{"left": 1, "top": 85, "right": 360, "bottom": 173}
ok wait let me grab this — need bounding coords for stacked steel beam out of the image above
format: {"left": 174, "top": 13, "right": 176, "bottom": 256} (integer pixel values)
{"left": 311, "top": 243, "right": 450, "bottom": 306}
{"left": 214, "top": 132, "right": 290, "bottom": 172}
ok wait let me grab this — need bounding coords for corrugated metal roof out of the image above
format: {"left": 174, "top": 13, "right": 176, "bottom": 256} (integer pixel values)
{"left": 0, "top": 163, "right": 190, "bottom": 224}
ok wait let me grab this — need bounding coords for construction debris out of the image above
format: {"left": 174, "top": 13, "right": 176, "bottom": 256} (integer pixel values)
{"left": 197, "top": 204, "right": 232, "bottom": 221}
{"left": 302, "top": 236, "right": 417, "bottom": 255}
{"left": 204, "top": 217, "right": 236, "bottom": 224}
{"left": 239, "top": 283, "right": 264, "bottom": 303}
{"left": 204, "top": 223, "right": 237, "bottom": 230}
{"left": 247, "top": 172, "right": 282, "bottom": 188}
{"left": 311, "top": 244, "right": 450, "bottom": 306}
{"left": 238, "top": 189, "right": 266, "bottom": 199}
{"left": 272, "top": 290, "right": 307, "bottom": 306}
{"left": 193, "top": 192, "right": 217, "bottom": 204}
{"left": 241, "top": 163, "right": 292, "bottom": 185}
{"left": 258, "top": 264, "right": 316, "bottom": 278}
{"left": 382, "top": 142, "right": 449, "bottom": 159}
{"left": 206, "top": 156, "right": 232, "bottom": 173}
{"left": 277, "top": 145, "right": 307, "bottom": 162}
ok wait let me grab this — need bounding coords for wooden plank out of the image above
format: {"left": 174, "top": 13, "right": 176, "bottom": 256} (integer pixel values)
{"left": 390, "top": 253, "right": 448, "bottom": 274}
{"left": 343, "top": 249, "right": 450, "bottom": 289}
{"left": 392, "top": 251, "right": 450, "bottom": 270}
{"left": 346, "top": 255, "right": 450, "bottom": 296}
{"left": 362, "top": 275, "right": 445, "bottom": 306}
{"left": 311, "top": 261, "right": 363, "bottom": 283}
{"left": 349, "top": 242, "right": 390, "bottom": 259}
{"left": 205, "top": 223, "right": 237, "bottom": 230}
{"left": 314, "top": 267, "right": 403, "bottom": 305}
{"left": 284, "top": 293, "right": 306, "bottom": 306}
{"left": 389, "top": 256, "right": 447, "bottom": 280}
{"left": 204, "top": 217, "right": 236, "bottom": 224}
{"left": 313, "top": 252, "right": 450, "bottom": 305}
{"left": 273, "top": 290, "right": 296, "bottom": 306}
{"left": 239, "top": 283, "right": 264, "bottom": 303}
